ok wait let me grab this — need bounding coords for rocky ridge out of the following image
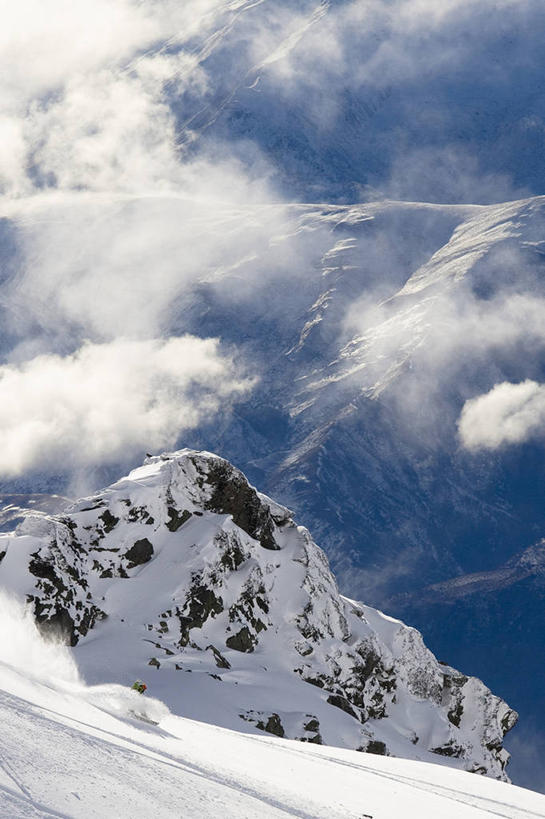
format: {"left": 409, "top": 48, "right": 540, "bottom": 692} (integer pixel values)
{"left": 0, "top": 450, "right": 517, "bottom": 779}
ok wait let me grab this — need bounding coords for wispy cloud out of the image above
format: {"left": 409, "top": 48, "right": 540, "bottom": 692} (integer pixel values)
{"left": 332, "top": 199, "right": 545, "bottom": 448}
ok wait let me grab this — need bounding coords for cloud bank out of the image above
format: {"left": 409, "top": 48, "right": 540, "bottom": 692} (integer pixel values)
{"left": 458, "top": 380, "right": 545, "bottom": 451}
{"left": 0, "top": 337, "right": 250, "bottom": 477}
{"left": 1, "top": 0, "right": 545, "bottom": 480}
{"left": 0, "top": 0, "right": 284, "bottom": 477}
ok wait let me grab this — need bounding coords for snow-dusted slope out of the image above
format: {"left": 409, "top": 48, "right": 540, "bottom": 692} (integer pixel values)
{"left": 0, "top": 450, "right": 517, "bottom": 780}
{"left": 0, "top": 593, "right": 544, "bottom": 819}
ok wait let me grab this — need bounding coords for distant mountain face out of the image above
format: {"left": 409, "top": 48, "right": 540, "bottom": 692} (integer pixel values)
{"left": 168, "top": 0, "right": 545, "bottom": 204}
{"left": 0, "top": 450, "right": 517, "bottom": 780}
{"left": 389, "top": 540, "right": 545, "bottom": 792}
{"left": 174, "top": 195, "right": 545, "bottom": 602}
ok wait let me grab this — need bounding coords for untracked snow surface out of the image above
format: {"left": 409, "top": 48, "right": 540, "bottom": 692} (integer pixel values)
{"left": 0, "top": 593, "right": 544, "bottom": 819}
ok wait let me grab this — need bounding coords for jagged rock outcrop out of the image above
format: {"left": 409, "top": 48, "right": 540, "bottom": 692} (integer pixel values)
{"left": 0, "top": 450, "right": 517, "bottom": 779}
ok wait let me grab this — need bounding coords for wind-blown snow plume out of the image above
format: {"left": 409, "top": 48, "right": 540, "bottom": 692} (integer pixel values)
{"left": 0, "top": 590, "right": 79, "bottom": 685}
{"left": 0, "top": 589, "right": 170, "bottom": 726}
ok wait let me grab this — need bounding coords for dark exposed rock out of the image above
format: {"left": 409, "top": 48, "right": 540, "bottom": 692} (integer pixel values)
{"left": 327, "top": 694, "right": 359, "bottom": 719}
{"left": 303, "top": 675, "right": 325, "bottom": 688}
{"left": 354, "top": 646, "right": 383, "bottom": 682}
{"left": 304, "top": 718, "right": 320, "bottom": 733}
{"left": 447, "top": 702, "right": 464, "bottom": 728}
{"left": 255, "top": 595, "right": 269, "bottom": 613}
{"left": 501, "top": 711, "right": 518, "bottom": 734}
{"left": 166, "top": 507, "right": 191, "bottom": 532}
{"left": 443, "top": 673, "right": 468, "bottom": 728}
{"left": 432, "top": 742, "right": 464, "bottom": 758}
{"left": 127, "top": 506, "right": 154, "bottom": 525}
{"left": 302, "top": 733, "right": 323, "bottom": 744}
{"left": 36, "top": 607, "right": 76, "bottom": 645}
{"left": 33, "top": 599, "right": 105, "bottom": 647}
{"left": 207, "top": 644, "right": 231, "bottom": 669}
{"left": 228, "top": 573, "right": 268, "bottom": 636}
{"left": 226, "top": 626, "right": 255, "bottom": 653}
{"left": 366, "top": 740, "right": 387, "bottom": 755}
{"left": 203, "top": 460, "right": 279, "bottom": 550}
{"left": 259, "top": 714, "right": 285, "bottom": 738}
{"left": 29, "top": 555, "right": 57, "bottom": 582}
{"left": 99, "top": 510, "right": 119, "bottom": 533}
{"left": 178, "top": 584, "right": 224, "bottom": 646}
{"left": 124, "top": 538, "right": 154, "bottom": 568}
{"left": 219, "top": 537, "right": 246, "bottom": 571}
{"left": 242, "top": 711, "right": 286, "bottom": 738}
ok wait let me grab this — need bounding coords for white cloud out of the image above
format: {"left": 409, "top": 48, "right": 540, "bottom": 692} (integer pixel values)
{"left": 381, "top": 145, "right": 528, "bottom": 205}
{"left": 3, "top": 193, "right": 294, "bottom": 342}
{"left": 0, "top": 337, "right": 252, "bottom": 476}
{"left": 458, "top": 380, "right": 545, "bottom": 451}
{"left": 0, "top": 0, "right": 159, "bottom": 107}
{"left": 1, "top": 0, "right": 542, "bottom": 479}
{"left": 0, "top": 0, "right": 289, "bottom": 479}
{"left": 27, "top": 70, "right": 181, "bottom": 193}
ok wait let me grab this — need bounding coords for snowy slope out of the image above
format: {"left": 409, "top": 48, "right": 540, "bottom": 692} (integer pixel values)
{"left": 0, "top": 450, "right": 517, "bottom": 780}
{"left": 0, "top": 594, "right": 544, "bottom": 819}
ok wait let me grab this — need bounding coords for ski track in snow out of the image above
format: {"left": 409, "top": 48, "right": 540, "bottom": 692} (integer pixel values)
{"left": 0, "top": 690, "right": 343, "bottom": 819}
{"left": 1, "top": 680, "right": 545, "bottom": 818}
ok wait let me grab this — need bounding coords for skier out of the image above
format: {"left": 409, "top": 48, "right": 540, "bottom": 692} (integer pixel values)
{"left": 131, "top": 679, "right": 147, "bottom": 694}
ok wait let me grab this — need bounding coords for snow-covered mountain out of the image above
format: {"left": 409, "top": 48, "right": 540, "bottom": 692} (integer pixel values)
{"left": 0, "top": 450, "right": 518, "bottom": 780}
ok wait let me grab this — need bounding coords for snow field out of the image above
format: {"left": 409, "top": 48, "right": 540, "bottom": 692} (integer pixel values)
{"left": 1, "top": 593, "right": 545, "bottom": 818}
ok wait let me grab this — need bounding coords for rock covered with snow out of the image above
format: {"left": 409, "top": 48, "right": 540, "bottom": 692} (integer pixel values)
{"left": 0, "top": 449, "right": 517, "bottom": 779}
